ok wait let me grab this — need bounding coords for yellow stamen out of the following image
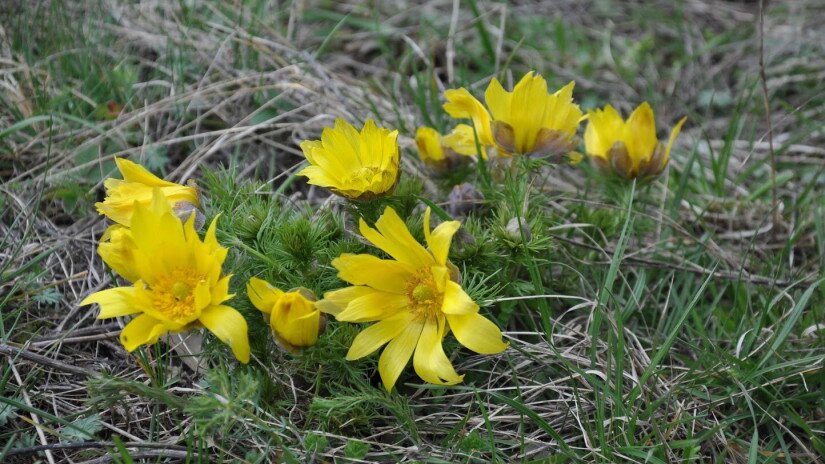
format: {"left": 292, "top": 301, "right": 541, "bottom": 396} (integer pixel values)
{"left": 406, "top": 269, "right": 443, "bottom": 321}
{"left": 344, "top": 166, "right": 381, "bottom": 187}
{"left": 151, "top": 270, "right": 202, "bottom": 322}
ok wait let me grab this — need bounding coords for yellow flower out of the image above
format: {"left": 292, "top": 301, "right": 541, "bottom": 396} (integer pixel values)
{"left": 415, "top": 126, "right": 479, "bottom": 169}
{"left": 485, "top": 72, "right": 582, "bottom": 156}
{"left": 318, "top": 207, "right": 508, "bottom": 391}
{"left": 584, "top": 102, "right": 687, "bottom": 179}
{"left": 444, "top": 72, "right": 583, "bottom": 158}
{"left": 442, "top": 124, "right": 482, "bottom": 157}
{"left": 414, "top": 127, "right": 446, "bottom": 165}
{"left": 443, "top": 88, "right": 495, "bottom": 149}
{"left": 80, "top": 189, "right": 249, "bottom": 363}
{"left": 298, "top": 119, "right": 400, "bottom": 200}
{"left": 247, "top": 278, "right": 322, "bottom": 349}
{"left": 96, "top": 157, "right": 200, "bottom": 226}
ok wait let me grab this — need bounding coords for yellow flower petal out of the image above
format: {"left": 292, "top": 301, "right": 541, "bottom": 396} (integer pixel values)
{"left": 80, "top": 287, "right": 143, "bottom": 319}
{"left": 623, "top": 102, "right": 658, "bottom": 165}
{"left": 247, "top": 277, "right": 284, "bottom": 314}
{"left": 336, "top": 291, "right": 409, "bottom": 323}
{"left": 510, "top": 72, "right": 549, "bottom": 153}
{"left": 299, "top": 140, "right": 323, "bottom": 166}
{"left": 270, "top": 292, "right": 321, "bottom": 348}
{"left": 431, "top": 265, "right": 449, "bottom": 293}
{"left": 483, "top": 78, "right": 510, "bottom": 126}
{"left": 332, "top": 253, "right": 415, "bottom": 293}
{"left": 301, "top": 137, "right": 349, "bottom": 181}
{"left": 201, "top": 213, "right": 221, "bottom": 252}
{"left": 211, "top": 275, "right": 233, "bottom": 305}
{"left": 346, "top": 311, "right": 412, "bottom": 361}
{"left": 129, "top": 190, "right": 188, "bottom": 282}
{"left": 443, "top": 88, "right": 494, "bottom": 147}
{"left": 584, "top": 104, "right": 626, "bottom": 159}
{"left": 194, "top": 280, "right": 212, "bottom": 312}
{"left": 360, "top": 119, "right": 384, "bottom": 167}
{"left": 373, "top": 208, "right": 433, "bottom": 265}
{"left": 413, "top": 316, "right": 463, "bottom": 385}
{"left": 415, "top": 127, "right": 445, "bottom": 163}
{"left": 358, "top": 208, "right": 432, "bottom": 268}
{"left": 663, "top": 116, "right": 688, "bottom": 167}
{"left": 277, "top": 308, "right": 321, "bottom": 347}
{"left": 97, "top": 225, "right": 140, "bottom": 283}
{"left": 116, "top": 157, "right": 178, "bottom": 187}
{"left": 378, "top": 319, "right": 424, "bottom": 391}
{"left": 297, "top": 165, "right": 342, "bottom": 190}
{"left": 196, "top": 216, "right": 227, "bottom": 282}
{"left": 447, "top": 312, "right": 508, "bottom": 354}
{"left": 441, "top": 281, "right": 478, "bottom": 315}
{"left": 361, "top": 120, "right": 400, "bottom": 171}
{"left": 199, "top": 304, "right": 250, "bottom": 363}
{"left": 545, "top": 81, "right": 581, "bottom": 138}
{"left": 318, "top": 286, "right": 375, "bottom": 316}
{"left": 423, "top": 208, "right": 460, "bottom": 266}
{"left": 423, "top": 207, "right": 433, "bottom": 244}
{"left": 442, "top": 124, "right": 481, "bottom": 157}
{"left": 120, "top": 313, "right": 167, "bottom": 352}
{"left": 324, "top": 119, "right": 363, "bottom": 166}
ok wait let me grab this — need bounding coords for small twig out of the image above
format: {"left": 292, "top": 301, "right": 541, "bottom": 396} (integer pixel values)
{"left": 6, "top": 441, "right": 188, "bottom": 456}
{"left": 31, "top": 322, "right": 122, "bottom": 344}
{"left": 77, "top": 450, "right": 193, "bottom": 464}
{"left": 494, "top": 4, "right": 506, "bottom": 75}
{"left": 445, "top": 0, "right": 460, "bottom": 84}
{"left": 8, "top": 360, "right": 56, "bottom": 464}
{"left": 0, "top": 344, "right": 101, "bottom": 378}
{"left": 30, "top": 332, "right": 121, "bottom": 348}
{"left": 25, "top": 271, "right": 88, "bottom": 296}
{"left": 758, "top": 0, "right": 779, "bottom": 228}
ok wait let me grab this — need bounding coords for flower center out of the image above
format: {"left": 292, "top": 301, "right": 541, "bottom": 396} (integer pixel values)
{"left": 412, "top": 284, "right": 435, "bottom": 302}
{"left": 151, "top": 270, "right": 203, "bottom": 323}
{"left": 345, "top": 166, "right": 386, "bottom": 188}
{"left": 406, "top": 269, "right": 443, "bottom": 321}
{"left": 171, "top": 282, "right": 191, "bottom": 300}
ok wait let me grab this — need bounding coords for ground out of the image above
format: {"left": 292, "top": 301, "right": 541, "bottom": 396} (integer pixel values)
{"left": 1, "top": 0, "right": 825, "bottom": 463}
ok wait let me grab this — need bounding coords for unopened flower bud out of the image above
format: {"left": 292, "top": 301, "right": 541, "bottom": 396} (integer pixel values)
{"left": 447, "top": 183, "right": 485, "bottom": 218}
{"left": 450, "top": 227, "right": 478, "bottom": 260}
{"left": 247, "top": 278, "right": 324, "bottom": 354}
{"left": 505, "top": 217, "right": 531, "bottom": 244}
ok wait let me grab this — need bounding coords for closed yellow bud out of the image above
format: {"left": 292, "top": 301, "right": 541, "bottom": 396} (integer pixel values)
{"left": 247, "top": 278, "right": 323, "bottom": 351}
